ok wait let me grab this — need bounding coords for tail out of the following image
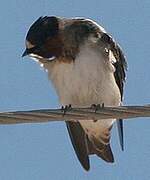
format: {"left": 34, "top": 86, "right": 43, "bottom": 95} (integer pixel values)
{"left": 87, "top": 136, "right": 114, "bottom": 163}
{"left": 66, "top": 120, "right": 114, "bottom": 171}
{"left": 86, "top": 123, "right": 114, "bottom": 163}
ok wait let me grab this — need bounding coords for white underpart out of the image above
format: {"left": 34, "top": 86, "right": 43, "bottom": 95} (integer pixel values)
{"left": 30, "top": 53, "right": 56, "bottom": 61}
{"left": 30, "top": 54, "right": 56, "bottom": 68}
{"left": 41, "top": 43, "right": 121, "bottom": 144}
{"left": 30, "top": 53, "right": 42, "bottom": 61}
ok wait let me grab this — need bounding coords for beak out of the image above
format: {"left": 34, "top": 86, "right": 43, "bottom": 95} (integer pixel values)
{"left": 22, "top": 49, "right": 28, "bottom": 57}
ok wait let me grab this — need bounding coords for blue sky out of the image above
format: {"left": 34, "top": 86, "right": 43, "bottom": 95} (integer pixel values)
{"left": 0, "top": 0, "right": 150, "bottom": 179}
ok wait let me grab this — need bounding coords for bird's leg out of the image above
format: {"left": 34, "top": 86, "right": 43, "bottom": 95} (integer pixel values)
{"left": 61, "top": 104, "right": 72, "bottom": 116}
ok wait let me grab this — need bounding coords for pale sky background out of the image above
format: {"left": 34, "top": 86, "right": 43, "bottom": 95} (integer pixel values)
{"left": 0, "top": 0, "right": 150, "bottom": 179}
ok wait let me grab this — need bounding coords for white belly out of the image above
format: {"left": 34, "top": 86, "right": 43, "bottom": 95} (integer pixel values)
{"left": 44, "top": 45, "right": 121, "bottom": 107}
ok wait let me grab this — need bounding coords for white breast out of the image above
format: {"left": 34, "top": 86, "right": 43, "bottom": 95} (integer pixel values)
{"left": 40, "top": 43, "right": 122, "bottom": 141}
{"left": 43, "top": 44, "right": 121, "bottom": 107}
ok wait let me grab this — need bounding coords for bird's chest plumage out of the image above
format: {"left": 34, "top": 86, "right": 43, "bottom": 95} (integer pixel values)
{"left": 44, "top": 46, "right": 121, "bottom": 107}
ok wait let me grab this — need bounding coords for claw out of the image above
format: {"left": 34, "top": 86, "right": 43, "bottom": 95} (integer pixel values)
{"left": 91, "top": 104, "right": 96, "bottom": 109}
{"left": 101, "top": 103, "right": 104, "bottom": 108}
{"left": 61, "top": 104, "right": 72, "bottom": 116}
{"left": 91, "top": 103, "right": 105, "bottom": 113}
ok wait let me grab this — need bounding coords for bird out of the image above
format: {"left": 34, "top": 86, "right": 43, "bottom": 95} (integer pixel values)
{"left": 22, "top": 16, "right": 127, "bottom": 171}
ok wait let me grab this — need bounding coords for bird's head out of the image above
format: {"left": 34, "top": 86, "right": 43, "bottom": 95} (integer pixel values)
{"left": 22, "top": 16, "right": 63, "bottom": 61}
{"left": 22, "top": 16, "right": 103, "bottom": 62}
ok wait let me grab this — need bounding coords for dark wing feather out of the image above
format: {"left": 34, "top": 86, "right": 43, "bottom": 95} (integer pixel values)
{"left": 101, "top": 33, "right": 127, "bottom": 150}
{"left": 65, "top": 121, "right": 90, "bottom": 171}
{"left": 117, "top": 119, "right": 124, "bottom": 151}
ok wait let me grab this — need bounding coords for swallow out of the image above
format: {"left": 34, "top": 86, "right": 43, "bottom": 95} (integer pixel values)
{"left": 22, "top": 16, "right": 127, "bottom": 171}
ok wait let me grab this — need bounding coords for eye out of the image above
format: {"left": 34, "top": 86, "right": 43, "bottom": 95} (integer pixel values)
{"left": 101, "top": 33, "right": 111, "bottom": 43}
{"left": 27, "top": 46, "right": 39, "bottom": 55}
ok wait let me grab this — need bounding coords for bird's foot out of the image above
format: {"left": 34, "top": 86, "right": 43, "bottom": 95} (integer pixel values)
{"left": 61, "top": 104, "right": 72, "bottom": 116}
{"left": 91, "top": 103, "right": 104, "bottom": 122}
{"left": 91, "top": 103, "right": 104, "bottom": 113}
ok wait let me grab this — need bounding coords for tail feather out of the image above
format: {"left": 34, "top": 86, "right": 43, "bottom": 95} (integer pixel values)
{"left": 82, "top": 120, "right": 114, "bottom": 163}
{"left": 95, "top": 144, "right": 114, "bottom": 163}
{"left": 88, "top": 136, "right": 114, "bottom": 163}
{"left": 117, "top": 119, "right": 124, "bottom": 151}
{"left": 66, "top": 121, "right": 90, "bottom": 171}
{"left": 66, "top": 120, "right": 115, "bottom": 170}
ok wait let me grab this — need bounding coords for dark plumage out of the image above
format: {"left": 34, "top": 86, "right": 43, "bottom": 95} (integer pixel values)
{"left": 26, "top": 16, "right": 59, "bottom": 46}
{"left": 100, "top": 32, "right": 127, "bottom": 150}
{"left": 23, "top": 16, "right": 61, "bottom": 59}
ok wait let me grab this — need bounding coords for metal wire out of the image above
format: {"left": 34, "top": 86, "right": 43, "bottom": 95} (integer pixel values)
{"left": 0, "top": 105, "right": 150, "bottom": 125}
